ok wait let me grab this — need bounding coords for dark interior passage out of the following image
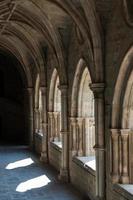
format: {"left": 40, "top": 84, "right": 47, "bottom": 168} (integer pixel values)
{"left": 0, "top": 51, "right": 29, "bottom": 145}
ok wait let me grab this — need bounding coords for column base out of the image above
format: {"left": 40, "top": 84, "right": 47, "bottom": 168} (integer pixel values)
{"left": 58, "top": 169, "right": 69, "bottom": 182}
{"left": 40, "top": 152, "right": 48, "bottom": 163}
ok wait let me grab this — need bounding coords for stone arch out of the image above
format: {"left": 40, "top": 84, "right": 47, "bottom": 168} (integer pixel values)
{"left": 71, "top": 58, "right": 94, "bottom": 117}
{"left": 122, "top": 70, "right": 133, "bottom": 129}
{"left": 111, "top": 46, "right": 133, "bottom": 184}
{"left": 112, "top": 45, "right": 133, "bottom": 128}
{"left": 35, "top": 74, "right": 40, "bottom": 110}
{"left": 71, "top": 58, "right": 85, "bottom": 117}
{"left": 49, "top": 69, "right": 59, "bottom": 112}
{"left": 47, "top": 0, "right": 103, "bottom": 82}
{"left": 70, "top": 58, "right": 95, "bottom": 156}
{"left": 5, "top": 23, "right": 46, "bottom": 86}
{"left": 80, "top": 0, "right": 103, "bottom": 82}
{"left": 54, "top": 76, "right": 61, "bottom": 113}
{"left": 34, "top": 74, "right": 43, "bottom": 134}
{"left": 0, "top": 37, "right": 33, "bottom": 88}
{"left": 14, "top": 3, "right": 67, "bottom": 85}
{"left": 48, "top": 68, "right": 61, "bottom": 142}
{"left": 78, "top": 67, "right": 93, "bottom": 117}
{"left": 121, "top": 70, "right": 133, "bottom": 183}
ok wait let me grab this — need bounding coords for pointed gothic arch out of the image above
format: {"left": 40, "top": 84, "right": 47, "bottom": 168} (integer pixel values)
{"left": 70, "top": 59, "right": 95, "bottom": 157}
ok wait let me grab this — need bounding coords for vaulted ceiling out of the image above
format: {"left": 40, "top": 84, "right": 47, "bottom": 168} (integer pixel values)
{"left": 0, "top": 0, "right": 103, "bottom": 86}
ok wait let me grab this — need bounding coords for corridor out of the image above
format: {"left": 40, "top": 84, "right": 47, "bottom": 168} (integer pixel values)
{"left": 0, "top": 146, "right": 83, "bottom": 200}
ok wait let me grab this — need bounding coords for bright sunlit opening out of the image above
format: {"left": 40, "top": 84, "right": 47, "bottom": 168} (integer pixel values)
{"left": 16, "top": 175, "right": 51, "bottom": 192}
{"left": 6, "top": 158, "right": 34, "bottom": 170}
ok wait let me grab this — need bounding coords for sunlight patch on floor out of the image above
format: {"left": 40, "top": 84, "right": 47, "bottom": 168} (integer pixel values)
{"left": 6, "top": 158, "right": 34, "bottom": 169}
{"left": 16, "top": 175, "right": 51, "bottom": 192}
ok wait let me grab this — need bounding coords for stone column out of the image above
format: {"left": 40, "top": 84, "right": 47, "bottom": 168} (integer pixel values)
{"left": 70, "top": 117, "right": 78, "bottom": 156}
{"left": 27, "top": 87, "right": 34, "bottom": 150}
{"left": 121, "top": 129, "right": 129, "bottom": 183}
{"left": 111, "top": 129, "right": 120, "bottom": 183}
{"left": 40, "top": 86, "right": 48, "bottom": 163}
{"left": 90, "top": 83, "right": 105, "bottom": 200}
{"left": 77, "top": 117, "right": 84, "bottom": 156}
{"left": 53, "top": 112, "right": 59, "bottom": 141}
{"left": 48, "top": 112, "right": 54, "bottom": 142}
{"left": 58, "top": 85, "right": 69, "bottom": 182}
{"left": 34, "top": 108, "right": 39, "bottom": 133}
{"left": 58, "top": 112, "right": 61, "bottom": 141}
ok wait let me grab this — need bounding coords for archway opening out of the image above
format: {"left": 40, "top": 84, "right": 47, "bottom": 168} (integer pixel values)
{"left": 78, "top": 67, "right": 95, "bottom": 156}
{"left": 0, "top": 51, "right": 29, "bottom": 145}
{"left": 48, "top": 69, "right": 62, "bottom": 145}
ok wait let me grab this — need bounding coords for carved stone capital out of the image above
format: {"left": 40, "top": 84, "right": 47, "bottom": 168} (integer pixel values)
{"left": 120, "top": 129, "right": 130, "bottom": 135}
{"left": 89, "top": 83, "right": 105, "bottom": 98}
{"left": 111, "top": 129, "right": 120, "bottom": 140}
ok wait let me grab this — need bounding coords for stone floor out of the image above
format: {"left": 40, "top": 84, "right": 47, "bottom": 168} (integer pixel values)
{"left": 0, "top": 146, "right": 84, "bottom": 200}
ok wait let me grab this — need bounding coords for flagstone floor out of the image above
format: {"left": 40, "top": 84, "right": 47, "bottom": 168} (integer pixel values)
{"left": 0, "top": 146, "right": 83, "bottom": 200}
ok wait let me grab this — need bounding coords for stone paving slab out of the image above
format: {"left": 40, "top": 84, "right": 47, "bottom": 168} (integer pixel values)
{"left": 0, "top": 146, "right": 83, "bottom": 200}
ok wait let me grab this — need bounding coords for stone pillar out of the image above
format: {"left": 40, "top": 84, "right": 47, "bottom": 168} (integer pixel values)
{"left": 40, "top": 86, "right": 48, "bottom": 163}
{"left": 48, "top": 112, "right": 54, "bottom": 142}
{"left": 58, "top": 85, "right": 69, "bottom": 182}
{"left": 111, "top": 129, "right": 120, "bottom": 183}
{"left": 77, "top": 117, "right": 84, "bottom": 156}
{"left": 121, "top": 129, "right": 129, "bottom": 183}
{"left": 70, "top": 117, "right": 78, "bottom": 156}
{"left": 58, "top": 113, "right": 61, "bottom": 141}
{"left": 34, "top": 108, "right": 39, "bottom": 133}
{"left": 53, "top": 112, "right": 60, "bottom": 141}
{"left": 90, "top": 83, "right": 105, "bottom": 200}
{"left": 27, "top": 87, "right": 34, "bottom": 150}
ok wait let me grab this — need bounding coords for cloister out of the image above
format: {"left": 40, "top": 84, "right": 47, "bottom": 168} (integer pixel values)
{"left": 0, "top": 1, "right": 133, "bottom": 200}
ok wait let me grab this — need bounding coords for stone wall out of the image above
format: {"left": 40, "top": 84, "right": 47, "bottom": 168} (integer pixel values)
{"left": 70, "top": 159, "right": 96, "bottom": 200}
{"left": 49, "top": 142, "right": 62, "bottom": 172}
{"left": 34, "top": 133, "right": 42, "bottom": 155}
{"left": 107, "top": 184, "right": 133, "bottom": 200}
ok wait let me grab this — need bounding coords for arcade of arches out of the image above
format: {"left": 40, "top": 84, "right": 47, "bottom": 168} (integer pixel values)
{"left": 0, "top": 1, "right": 133, "bottom": 200}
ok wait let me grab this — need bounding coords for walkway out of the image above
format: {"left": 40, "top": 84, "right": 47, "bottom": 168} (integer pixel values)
{"left": 0, "top": 146, "right": 83, "bottom": 200}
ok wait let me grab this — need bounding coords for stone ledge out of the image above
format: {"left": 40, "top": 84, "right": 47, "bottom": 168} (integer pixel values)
{"left": 50, "top": 141, "right": 62, "bottom": 152}
{"left": 35, "top": 132, "right": 43, "bottom": 140}
{"left": 113, "top": 184, "right": 133, "bottom": 199}
{"left": 72, "top": 156, "right": 96, "bottom": 176}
